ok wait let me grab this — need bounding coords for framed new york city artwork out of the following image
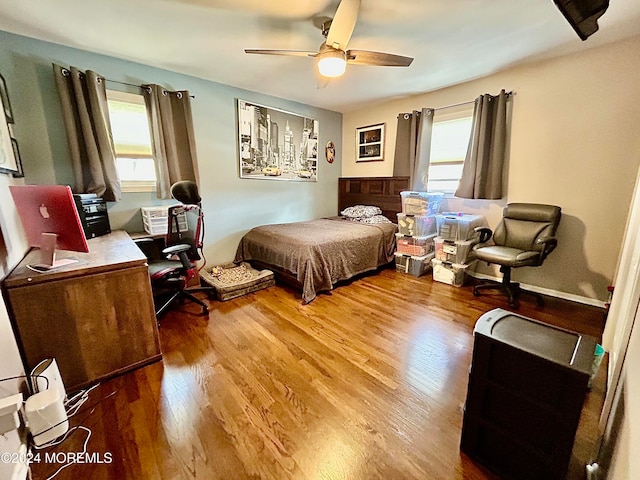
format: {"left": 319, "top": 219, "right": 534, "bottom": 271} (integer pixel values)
{"left": 237, "top": 99, "right": 318, "bottom": 182}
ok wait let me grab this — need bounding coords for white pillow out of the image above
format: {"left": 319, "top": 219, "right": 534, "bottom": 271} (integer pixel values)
{"left": 340, "top": 205, "right": 382, "bottom": 218}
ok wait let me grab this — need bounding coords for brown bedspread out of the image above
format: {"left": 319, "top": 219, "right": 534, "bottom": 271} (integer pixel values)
{"left": 234, "top": 217, "right": 397, "bottom": 303}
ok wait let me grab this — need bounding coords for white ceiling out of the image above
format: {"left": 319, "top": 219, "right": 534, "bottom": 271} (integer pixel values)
{"left": 1, "top": 0, "right": 639, "bottom": 113}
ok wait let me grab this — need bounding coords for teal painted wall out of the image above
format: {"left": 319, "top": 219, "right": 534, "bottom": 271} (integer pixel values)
{"left": 0, "top": 30, "right": 343, "bottom": 265}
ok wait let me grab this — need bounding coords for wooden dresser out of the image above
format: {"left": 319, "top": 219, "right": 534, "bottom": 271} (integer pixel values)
{"left": 2, "top": 231, "right": 161, "bottom": 392}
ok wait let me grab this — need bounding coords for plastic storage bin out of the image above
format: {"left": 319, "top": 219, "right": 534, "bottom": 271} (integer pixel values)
{"left": 435, "top": 213, "right": 486, "bottom": 241}
{"left": 397, "top": 214, "right": 437, "bottom": 237}
{"left": 141, "top": 206, "right": 187, "bottom": 235}
{"left": 434, "top": 237, "right": 477, "bottom": 264}
{"left": 400, "top": 191, "right": 444, "bottom": 216}
{"left": 396, "top": 233, "right": 435, "bottom": 257}
{"left": 395, "top": 252, "right": 435, "bottom": 277}
{"left": 431, "top": 258, "right": 471, "bottom": 286}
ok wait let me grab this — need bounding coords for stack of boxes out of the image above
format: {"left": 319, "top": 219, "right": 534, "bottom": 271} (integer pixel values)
{"left": 432, "top": 212, "right": 486, "bottom": 286}
{"left": 395, "top": 191, "right": 443, "bottom": 276}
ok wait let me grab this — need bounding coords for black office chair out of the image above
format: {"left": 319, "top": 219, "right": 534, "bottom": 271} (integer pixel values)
{"left": 137, "top": 181, "right": 214, "bottom": 317}
{"left": 472, "top": 203, "right": 561, "bottom": 307}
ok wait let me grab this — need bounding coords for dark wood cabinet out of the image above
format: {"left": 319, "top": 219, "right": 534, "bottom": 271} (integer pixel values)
{"left": 461, "top": 308, "right": 597, "bottom": 480}
{"left": 2, "top": 231, "right": 161, "bottom": 392}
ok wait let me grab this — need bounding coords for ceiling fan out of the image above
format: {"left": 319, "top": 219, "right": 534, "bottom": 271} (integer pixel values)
{"left": 244, "top": 0, "right": 413, "bottom": 80}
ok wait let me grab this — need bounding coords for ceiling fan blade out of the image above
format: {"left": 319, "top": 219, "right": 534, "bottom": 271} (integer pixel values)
{"left": 346, "top": 50, "right": 414, "bottom": 67}
{"left": 245, "top": 49, "right": 317, "bottom": 58}
{"left": 325, "top": 0, "right": 361, "bottom": 50}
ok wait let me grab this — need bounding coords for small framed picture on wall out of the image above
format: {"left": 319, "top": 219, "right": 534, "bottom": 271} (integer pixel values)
{"left": 356, "top": 123, "right": 384, "bottom": 162}
{"left": 0, "top": 101, "right": 18, "bottom": 175}
{"left": 0, "top": 73, "right": 14, "bottom": 124}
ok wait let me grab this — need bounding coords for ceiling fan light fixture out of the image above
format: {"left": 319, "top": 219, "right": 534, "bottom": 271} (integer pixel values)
{"left": 317, "top": 49, "right": 347, "bottom": 77}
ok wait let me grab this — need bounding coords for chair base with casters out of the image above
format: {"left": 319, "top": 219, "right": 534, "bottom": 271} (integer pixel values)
{"left": 150, "top": 275, "right": 211, "bottom": 317}
{"left": 153, "top": 287, "right": 211, "bottom": 317}
{"left": 473, "top": 265, "right": 545, "bottom": 308}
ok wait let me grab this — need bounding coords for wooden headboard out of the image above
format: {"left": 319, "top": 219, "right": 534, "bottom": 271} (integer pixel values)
{"left": 338, "top": 177, "right": 410, "bottom": 221}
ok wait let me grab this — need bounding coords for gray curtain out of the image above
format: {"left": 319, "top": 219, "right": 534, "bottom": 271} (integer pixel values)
{"left": 455, "top": 90, "right": 508, "bottom": 199}
{"left": 143, "top": 84, "right": 199, "bottom": 199}
{"left": 393, "top": 108, "right": 434, "bottom": 191}
{"left": 53, "top": 64, "right": 121, "bottom": 201}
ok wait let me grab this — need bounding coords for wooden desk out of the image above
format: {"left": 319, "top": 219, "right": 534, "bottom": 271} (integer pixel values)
{"left": 2, "top": 231, "right": 161, "bottom": 392}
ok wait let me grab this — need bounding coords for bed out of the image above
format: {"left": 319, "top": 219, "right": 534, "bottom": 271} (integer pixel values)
{"left": 234, "top": 176, "right": 409, "bottom": 303}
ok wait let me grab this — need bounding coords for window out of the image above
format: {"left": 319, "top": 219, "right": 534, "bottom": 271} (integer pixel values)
{"left": 106, "top": 90, "right": 156, "bottom": 192}
{"left": 427, "top": 109, "right": 473, "bottom": 193}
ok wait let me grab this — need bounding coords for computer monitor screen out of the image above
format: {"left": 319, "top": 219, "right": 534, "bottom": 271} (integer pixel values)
{"left": 9, "top": 185, "right": 89, "bottom": 270}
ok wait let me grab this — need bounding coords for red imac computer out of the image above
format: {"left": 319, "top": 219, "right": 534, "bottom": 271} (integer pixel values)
{"left": 9, "top": 185, "right": 89, "bottom": 271}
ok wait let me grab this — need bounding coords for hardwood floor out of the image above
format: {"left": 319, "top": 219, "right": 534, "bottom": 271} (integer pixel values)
{"left": 30, "top": 267, "right": 607, "bottom": 480}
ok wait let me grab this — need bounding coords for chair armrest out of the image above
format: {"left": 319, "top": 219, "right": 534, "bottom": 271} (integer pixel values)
{"left": 163, "top": 244, "right": 190, "bottom": 256}
{"left": 163, "top": 244, "right": 192, "bottom": 269}
{"left": 475, "top": 226, "right": 493, "bottom": 244}
{"left": 536, "top": 236, "right": 558, "bottom": 258}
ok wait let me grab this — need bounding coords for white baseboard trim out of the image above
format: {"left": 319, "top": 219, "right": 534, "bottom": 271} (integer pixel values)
{"left": 467, "top": 271, "right": 608, "bottom": 309}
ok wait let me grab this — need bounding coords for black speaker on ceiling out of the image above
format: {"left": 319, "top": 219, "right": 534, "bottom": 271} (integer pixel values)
{"left": 553, "top": 0, "right": 610, "bottom": 40}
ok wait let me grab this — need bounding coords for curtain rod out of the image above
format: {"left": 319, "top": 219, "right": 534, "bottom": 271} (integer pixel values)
{"left": 435, "top": 90, "right": 513, "bottom": 111}
{"left": 434, "top": 99, "right": 474, "bottom": 111}
{"left": 105, "top": 78, "right": 196, "bottom": 99}
{"left": 59, "top": 68, "right": 196, "bottom": 99}
{"left": 398, "top": 90, "right": 514, "bottom": 120}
